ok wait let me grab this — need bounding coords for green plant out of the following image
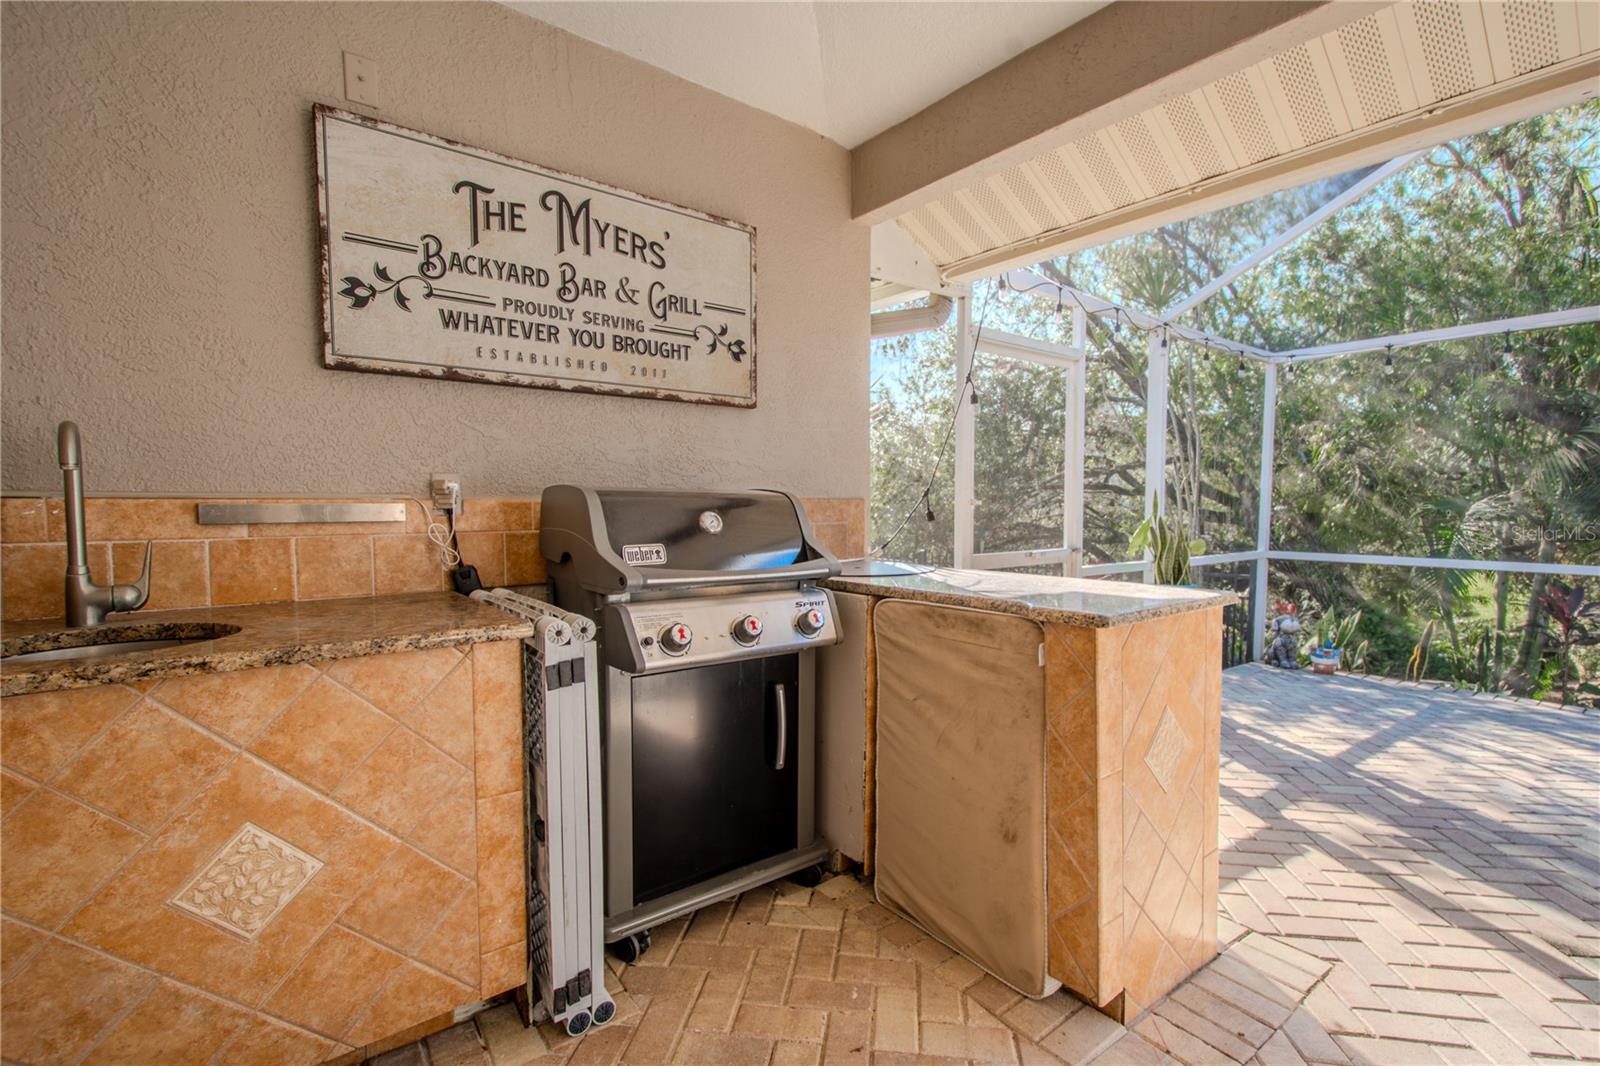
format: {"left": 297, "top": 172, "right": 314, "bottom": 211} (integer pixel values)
{"left": 1129, "top": 494, "right": 1206, "bottom": 585}
{"left": 1301, "top": 608, "right": 1369, "bottom": 671}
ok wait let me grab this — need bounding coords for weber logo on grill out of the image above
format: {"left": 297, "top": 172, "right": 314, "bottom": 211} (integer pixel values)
{"left": 622, "top": 543, "right": 667, "bottom": 566}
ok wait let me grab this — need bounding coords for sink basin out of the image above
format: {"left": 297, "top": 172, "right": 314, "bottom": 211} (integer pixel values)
{"left": 1, "top": 623, "right": 241, "bottom": 666}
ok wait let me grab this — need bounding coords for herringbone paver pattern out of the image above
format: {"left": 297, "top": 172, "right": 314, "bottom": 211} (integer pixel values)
{"left": 1207, "top": 666, "right": 1600, "bottom": 1064}
{"left": 374, "top": 667, "right": 1598, "bottom": 1066}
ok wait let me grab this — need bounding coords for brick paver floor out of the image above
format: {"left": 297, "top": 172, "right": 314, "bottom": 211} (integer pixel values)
{"left": 375, "top": 666, "right": 1598, "bottom": 1066}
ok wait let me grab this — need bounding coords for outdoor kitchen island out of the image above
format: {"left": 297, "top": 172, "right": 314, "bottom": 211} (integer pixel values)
{"left": 819, "top": 568, "right": 1235, "bottom": 1023}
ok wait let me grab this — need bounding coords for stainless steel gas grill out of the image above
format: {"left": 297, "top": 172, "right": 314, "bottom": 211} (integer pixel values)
{"left": 540, "top": 486, "right": 841, "bottom": 958}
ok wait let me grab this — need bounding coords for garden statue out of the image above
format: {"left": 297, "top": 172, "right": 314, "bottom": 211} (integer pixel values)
{"left": 1266, "top": 601, "right": 1302, "bottom": 669}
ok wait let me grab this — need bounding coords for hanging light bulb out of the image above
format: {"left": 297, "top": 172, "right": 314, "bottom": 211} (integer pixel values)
{"left": 997, "top": 273, "right": 1009, "bottom": 292}
{"left": 1055, "top": 294, "right": 1064, "bottom": 318}
{"left": 1112, "top": 310, "right": 1122, "bottom": 335}
{"left": 923, "top": 491, "right": 936, "bottom": 523}
{"left": 1383, "top": 344, "right": 1395, "bottom": 374}
{"left": 1236, "top": 354, "right": 1247, "bottom": 378}
{"left": 1286, "top": 357, "right": 1296, "bottom": 378}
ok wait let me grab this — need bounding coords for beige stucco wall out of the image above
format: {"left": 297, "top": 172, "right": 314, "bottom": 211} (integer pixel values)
{"left": 0, "top": 2, "right": 868, "bottom": 498}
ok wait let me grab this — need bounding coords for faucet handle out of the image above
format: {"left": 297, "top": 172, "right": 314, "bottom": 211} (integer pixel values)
{"left": 111, "top": 541, "right": 153, "bottom": 613}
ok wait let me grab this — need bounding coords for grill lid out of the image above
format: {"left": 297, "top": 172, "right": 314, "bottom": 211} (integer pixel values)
{"left": 540, "top": 485, "right": 839, "bottom": 593}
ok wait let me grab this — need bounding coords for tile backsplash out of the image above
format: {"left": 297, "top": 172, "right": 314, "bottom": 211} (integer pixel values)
{"left": 0, "top": 496, "right": 866, "bottom": 622}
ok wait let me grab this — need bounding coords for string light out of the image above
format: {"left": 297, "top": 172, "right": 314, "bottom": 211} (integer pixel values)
{"left": 1383, "top": 344, "right": 1395, "bottom": 374}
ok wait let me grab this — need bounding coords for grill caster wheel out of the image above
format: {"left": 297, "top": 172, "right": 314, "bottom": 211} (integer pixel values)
{"left": 787, "top": 863, "right": 826, "bottom": 888}
{"left": 565, "top": 1011, "right": 591, "bottom": 1037}
{"left": 608, "top": 929, "right": 652, "bottom": 964}
{"left": 593, "top": 999, "right": 616, "bottom": 1026}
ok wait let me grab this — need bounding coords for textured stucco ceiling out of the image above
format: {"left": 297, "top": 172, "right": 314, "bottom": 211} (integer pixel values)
{"left": 501, "top": 1, "right": 1109, "bottom": 149}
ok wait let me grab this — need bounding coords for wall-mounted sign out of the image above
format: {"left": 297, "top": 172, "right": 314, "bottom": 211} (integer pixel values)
{"left": 314, "top": 105, "right": 756, "bottom": 407}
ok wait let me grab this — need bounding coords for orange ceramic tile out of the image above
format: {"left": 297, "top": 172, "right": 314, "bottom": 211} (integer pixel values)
{"left": 80, "top": 977, "right": 255, "bottom": 1066}
{"left": 113, "top": 539, "right": 210, "bottom": 610}
{"left": 1, "top": 915, "right": 47, "bottom": 980}
{"left": 208, "top": 537, "right": 293, "bottom": 606}
{"left": 479, "top": 939, "right": 526, "bottom": 999}
{"left": 46, "top": 497, "right": 244, "bottom": 542}
{"left": 1122, "top": 810, "right": 1166, "bottom": 909}
{"left": 0, "top": 683, "right": 141, "bottom": 778}
{"left": 151, "top": 662, "right": 319, "bottom": 746}
{"left": 1047, "top": 826, "right": 1091, "bottom": 914}
{"left": 210, "top": 1012, "right": 340, "bottom": 1066}
{"left": 471, "top": 639, "right": 523, "bottom": 798}
{"left": 374, "top": 535, "right": 450, "bottom": 594}
{"left": 476, "top": 790, "right": 526, "bottom": 954}
{"left": 326, "top": 646, "right": 460, "bottom": 719}
{"left": 53, "top": 701, "right": 236, "bottom": 831}
{"left": 456, "top": 531, "right": 507, "bottom": 586}
{"left": 336, "top": 726, "right": 466, "bottom": 836}
{"left": 1, "top": 541, "right": 112, "bottom": 621}
{"left": 0, "top": 936, "right": 157, "bottom": 1064}
{"left": 0, "top": 767, "right": 36, "bottom": 816}
{"left": 249, "top": 676, "right": 395, "bottom": 793}
{"left": 406, "top": 771, "right": 478, "bottom": 876}
{"left": 266, "top": 925, "right": 407, "bottom": 1039}
{"left": 1049, "top": 894, "right": 1099, "bottom": 998}
{"left": 416, "top": 884, "right": 482, "bottom": 987}
{"left": 64, "top": 757, "right": 395, "bottom": 1007}
{"left": 454, "top": 498, "right": 535, "bottom": 532}
{"left": 505, "top": 530, "right": 545, "bottom": 584}
{"left": 341, "top": 844, "right": 472, "bottom": 953}
{"left": 1140, "top": 849, "right": 1190, "bottom": 933}
{"left": 798, "top": 497, "right": 862, "bottom": 526}
{"left": 0, "top": 789, "right": 146, "bottom": 927}
{"left": 808, "top": 522, "right": 849, "bottom": 559}
{"left": 293, "top": 535, "right": 374, "bottom": 600}
{"left": 1, "top": 497, "right": 48, "bottom": 542}
{"left": 407, "top": 656, "right": 476, "bottom": 766}
{"left": 346, "top": 960, "right": 476, "bottom": 1046}
{"left": 1097, "top": 770, "right": 1124, "bottom": 911}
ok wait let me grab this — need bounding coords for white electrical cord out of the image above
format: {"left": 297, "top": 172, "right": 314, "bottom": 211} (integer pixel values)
{"left": 407, "top": 497, "right": 461, "bottom": 570}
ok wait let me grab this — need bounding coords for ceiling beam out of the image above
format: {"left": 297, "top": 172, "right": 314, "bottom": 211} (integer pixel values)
{"left": 849, "top": 1, "right": 1370, "bottom": 225}
{"left": 941, "top": 52, "right": 1600, "bottom": 282}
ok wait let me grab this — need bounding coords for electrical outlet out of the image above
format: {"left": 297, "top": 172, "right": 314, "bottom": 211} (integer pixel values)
{"left": 343, "top": 51, "right": 379, "bottom": 108}
{"left": 430, "top": 474, "right": 462, "bottom": 515}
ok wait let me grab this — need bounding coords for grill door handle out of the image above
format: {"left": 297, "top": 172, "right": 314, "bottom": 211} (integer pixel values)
{"left": 772, "top": 683, "right": 788, "bottom": 771}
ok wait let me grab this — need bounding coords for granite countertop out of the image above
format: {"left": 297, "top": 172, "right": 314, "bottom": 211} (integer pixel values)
{"left": 1, "top": 592, "right": 533, "bottom": 696}
{"left": 822, "top": 567, "right": 1236, "bottom": 628}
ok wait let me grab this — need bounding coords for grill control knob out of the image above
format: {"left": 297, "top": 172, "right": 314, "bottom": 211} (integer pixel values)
{"left": 795, "top": 608, "right": 826, "bottom": 638}
{"left": 658, "top": 622, "right": 693, "bottom": 655}
{"left": 732, "top": 615, "right": 763, "bottom": 646}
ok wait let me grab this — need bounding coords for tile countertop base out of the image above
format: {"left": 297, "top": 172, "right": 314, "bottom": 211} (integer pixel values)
{"left": 842, "top": 575, "right": 1226, "bottom": 1025}
{"left": 822, "top": 567, "right": 1236, "bottom": 628}
{"left": 1, "top": 592, "right": 533, "bottom": 696}
{"left": 0, "top": 619, "right": 531, "bottom": 1065}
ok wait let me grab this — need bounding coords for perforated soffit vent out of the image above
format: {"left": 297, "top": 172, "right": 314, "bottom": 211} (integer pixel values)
{"left": 896, "top": 1, "right": 1598, "bottom": 278}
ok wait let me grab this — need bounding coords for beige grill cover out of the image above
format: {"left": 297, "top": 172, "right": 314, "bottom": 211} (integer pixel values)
{"left": 872, "top": 598, "right": 1049, "bottom": 996}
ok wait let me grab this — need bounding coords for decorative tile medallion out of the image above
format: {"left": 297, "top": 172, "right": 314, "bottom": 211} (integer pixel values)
{"left": 1143, "top": 707, "right": 1189, "bottom": 794}
{"left": 169, "top": 822, "right": 324, "bottom": 939}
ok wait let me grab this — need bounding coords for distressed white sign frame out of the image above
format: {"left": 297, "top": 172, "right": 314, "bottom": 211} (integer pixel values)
{"left": 314, "top": 105, "right": 757, "bottom": 407}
